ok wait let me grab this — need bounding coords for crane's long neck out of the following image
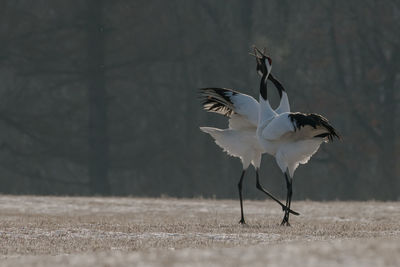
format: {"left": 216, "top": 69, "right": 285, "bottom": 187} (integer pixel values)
{"left": 269, "top": 74, "right": 290, "bottom": 113}
{"left": 268, "top": 74, "right": 284, "bottom": 98}
{"left": 258, "top": 73, "right": 276, "bottom": 130}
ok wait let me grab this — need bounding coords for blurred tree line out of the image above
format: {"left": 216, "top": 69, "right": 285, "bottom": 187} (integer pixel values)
{"left": 0, "top": 0, "right": 398, "bottom": 200}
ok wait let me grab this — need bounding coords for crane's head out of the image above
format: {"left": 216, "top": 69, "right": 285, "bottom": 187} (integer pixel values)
{"left": 250, "top": 46, "right": 272, "bottom": 77}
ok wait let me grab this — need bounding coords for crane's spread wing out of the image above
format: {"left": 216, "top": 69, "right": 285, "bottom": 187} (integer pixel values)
{"left": 262, "top": 112, "right": 341, "bottom": 141}
{"left": 200, "top": 88, "right": 259, "bottom": 129}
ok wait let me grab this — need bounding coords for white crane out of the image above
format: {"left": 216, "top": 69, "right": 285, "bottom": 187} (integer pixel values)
{"left": 254, "top": 49, "right": 340, "bottom": 226}
{"left": 200, "top": 47, "right": 340, "bottom": 225}
{"left": 200, "top": 47, "right": 298, "bottom": 224}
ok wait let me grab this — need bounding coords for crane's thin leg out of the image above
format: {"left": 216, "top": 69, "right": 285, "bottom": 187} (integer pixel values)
{"left": 255, "top": 168, "right": 299, "bottom": 216}
{"left": 281, "top": 171, "right": 293, "bottom": 226}
{"left": 238, "top": 170, "right": 246, "bottom": 224}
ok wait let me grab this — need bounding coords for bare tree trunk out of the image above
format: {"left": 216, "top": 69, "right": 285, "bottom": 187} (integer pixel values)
{"left": 378, "top": 71, "right": 398, "bottom": 200}
{"left": 86, "top": 0, "right": 110, "bottom": 195}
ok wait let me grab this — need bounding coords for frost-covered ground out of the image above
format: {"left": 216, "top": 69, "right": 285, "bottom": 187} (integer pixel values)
{"left": 0, "top": 195, "right": 399, "bottom": 266}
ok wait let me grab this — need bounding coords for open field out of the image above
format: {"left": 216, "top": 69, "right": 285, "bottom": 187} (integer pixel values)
{"left": 0, "top": 195, "right": 399, "bottom": 266}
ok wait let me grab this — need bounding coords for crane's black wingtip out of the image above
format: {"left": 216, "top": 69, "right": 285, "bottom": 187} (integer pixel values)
{"left": 289, "top": 112, "right": 341, "bottom": 142}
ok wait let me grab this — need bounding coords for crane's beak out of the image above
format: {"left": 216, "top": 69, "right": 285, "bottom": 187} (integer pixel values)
{"left": 250, "top": 46, "right": 263, "bottom": 65}
{"left": 251, "top": 46, "right": 272, "bottom": 77}
{"left": 254, "top": 46, "right": 267, "bottom": 58}
{"left": 248, "top": 52, "right": 257, "bottom": 57}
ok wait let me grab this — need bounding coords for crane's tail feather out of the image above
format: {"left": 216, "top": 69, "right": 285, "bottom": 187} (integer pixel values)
{"left": 200, "top": 127, "right": 256, "bottom": 169}
{"left": 199, "top": 127, "right": 237, "bottom": 156}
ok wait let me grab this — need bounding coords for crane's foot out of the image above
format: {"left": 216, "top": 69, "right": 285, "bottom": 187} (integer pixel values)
{"left": 239, "top": 218, "right": 246, "bottom": 225}
{"left": 280, "top": 212, "right": 291, "bottom": 226}
{"left": 280, "top": 220, "right": 291, "bottom": 227}
{"left": 280, "top": 216, "right": 291, "bottom": 227}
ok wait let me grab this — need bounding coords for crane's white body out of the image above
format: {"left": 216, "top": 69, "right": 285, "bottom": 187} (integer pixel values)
{"left": 200, "top": 84, "right": 330, "bottom": 178}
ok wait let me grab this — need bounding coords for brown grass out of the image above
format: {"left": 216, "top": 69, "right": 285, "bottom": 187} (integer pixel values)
{"left": 0, "top": 195, "right": 399, "bottom": 266}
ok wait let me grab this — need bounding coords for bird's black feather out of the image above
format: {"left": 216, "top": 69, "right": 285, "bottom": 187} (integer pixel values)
{"left": 199, "top": 88, "right": 238, "bottom": 117}
{"left": 288, "top": 112, "right": 341, "bottom": 141}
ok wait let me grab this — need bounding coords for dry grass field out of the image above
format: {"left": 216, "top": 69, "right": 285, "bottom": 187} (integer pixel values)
{"left": 0, "top": 195, "right": 399, "bottom": 266}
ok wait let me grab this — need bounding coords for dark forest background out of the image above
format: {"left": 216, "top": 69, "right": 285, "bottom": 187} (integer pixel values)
{"left": 0, "top": 0, "right": 399, "bottom": 200}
